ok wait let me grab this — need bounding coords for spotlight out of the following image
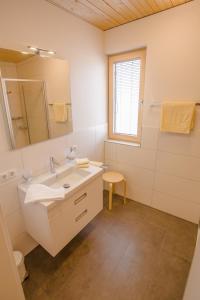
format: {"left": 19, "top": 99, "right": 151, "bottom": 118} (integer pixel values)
{"left": 27, "top": 46, "right": 56, "bottom": 57}
{"left": 48, "top": 50, "right": 56, "bottom": 55}
{"left": 27, "top": 46, "right": 38, "bottom": 52}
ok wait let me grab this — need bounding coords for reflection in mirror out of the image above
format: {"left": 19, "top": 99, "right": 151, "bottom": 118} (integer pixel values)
{"left": 4, "top": 79, "right": 49, "bottom": 148}
{"left": 0, "top": 48, "right": 73, "bottom": 149}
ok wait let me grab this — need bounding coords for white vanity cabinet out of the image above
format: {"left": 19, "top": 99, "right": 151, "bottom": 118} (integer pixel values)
{"left": 19, "top": 173, "right": 103, "bottom": 257}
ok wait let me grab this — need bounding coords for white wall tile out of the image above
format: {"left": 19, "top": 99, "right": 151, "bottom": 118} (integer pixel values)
{"left": 12, "top": 232, "right": 38, "bottom": 255}
{"left": 193, "top": 109, "right": 200, "bottom": 130}
{"left": 156, "top": 151, "right": 200, "bottom": 181}
{"left": 105, "top": 134, "right": 200, "bottom": 223}
{"left": 129, "top": 186, "right": 153, "bottom": 206}
{"left": 5, "top": 209, "right": 25, "bottom": 243}
{"left": 105, "top": 141, "right": 117, "bottom": 163}
{"left": 105, "top": 161, "right": 153, "bottom": 206}
{"left": 141, "top": 126, "right": 159, "bottom": 150}
{"left": 0, "top": 180, "right": 20, "bottom": 216}
{"left": 72, "top": 127, "right": 96, "bottom": 159}
{"left": 21, "top": 140, "right": 53, "bottom": 175}
{"left": 152, "top": 191, "right": 200, "bottom": 223}
{"left": 116, "top": 182, "right": 153, "bottom": 206}
{"left": 158, "top": 129, "right": 200, "bottom": 158}
{"left": 115, "top": 162, "right": 155, "bottom": 190}
{"left": 190, "top": 129, "right": 200, "bottom": 158}
{"left": 158, "top": 131, "right": 192, "bottom": 156}
{"left": 94, "top": 124, "right": 107, "bottom": 162}
{"left": 49, "top": 135, "right": 72, "bottom": 162}
{"left": 155, "top": 171, "right": 200, "bottom": 205}
{"left": 116, "top": 143, "right": 156, "bottom": 170}
{"left": 142, "top": 104, "right": 160, "bottom": 129}
{"left": 0, "top": 150, "right": 23, "bottom": 174}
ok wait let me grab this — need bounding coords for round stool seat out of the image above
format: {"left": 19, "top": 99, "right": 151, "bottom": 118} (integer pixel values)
{"left": 102, "top": 171, "right": 126, "bottom": 210}
{"left": 102, "top": 171, "right": 124, "bottom": 183}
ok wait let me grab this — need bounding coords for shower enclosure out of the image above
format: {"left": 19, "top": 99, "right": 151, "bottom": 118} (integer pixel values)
{"left": 1, "top": 78, "right": 50, "bottom": 148}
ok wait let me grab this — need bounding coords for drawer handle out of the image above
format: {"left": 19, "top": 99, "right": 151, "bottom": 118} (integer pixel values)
{"left": 74, "top": 192, "right": 87, "bottom": 205}
{"left": 75, "top": 209, "right": 88, "bottom": 222}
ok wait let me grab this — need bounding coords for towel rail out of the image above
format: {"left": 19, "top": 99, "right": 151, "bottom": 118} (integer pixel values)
{"left": 150, "top": 102, "right": 200, "bottom": 107}
{"left": 48, "top": 103, "right": 71, "bottom": 106}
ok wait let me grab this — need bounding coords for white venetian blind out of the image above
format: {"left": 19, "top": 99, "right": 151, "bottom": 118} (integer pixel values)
{"left": 113, "top": 58, "right": 141, "bottom": 136}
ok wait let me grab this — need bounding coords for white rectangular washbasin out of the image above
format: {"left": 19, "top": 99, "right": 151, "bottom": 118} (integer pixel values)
{"left": 46, "top": 167, "right": 90, "bottom": 188}
{"left": 18, "top": 163, "right": 103, "bottom": 209}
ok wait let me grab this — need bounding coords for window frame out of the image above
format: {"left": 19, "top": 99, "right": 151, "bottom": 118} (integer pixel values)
{"left": 108, "top": 48, "right": 146, "bottom": 144}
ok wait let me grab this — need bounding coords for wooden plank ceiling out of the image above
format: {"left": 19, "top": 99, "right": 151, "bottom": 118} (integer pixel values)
{"left": 46, "top": 0, "right": 193, "bottom": 30}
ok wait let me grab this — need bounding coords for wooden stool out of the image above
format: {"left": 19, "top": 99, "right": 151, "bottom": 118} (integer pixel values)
{"left": 102, "top": 171, "right": 126, "bottom": 210}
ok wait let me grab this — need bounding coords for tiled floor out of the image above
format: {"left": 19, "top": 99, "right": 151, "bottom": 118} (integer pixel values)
{"left": 23, "top": 192, "right": 197, "bottom": 300}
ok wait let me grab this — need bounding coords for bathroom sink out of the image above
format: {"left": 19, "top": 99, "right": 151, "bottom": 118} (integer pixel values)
{"left": 18, "top": 163, "right": 103, "bottom": 209}
{"left": 18, "top": 162, "right": 103, "bottom": 257}
{"left": 46, "top": 168, "right": 91, "bottom": 189}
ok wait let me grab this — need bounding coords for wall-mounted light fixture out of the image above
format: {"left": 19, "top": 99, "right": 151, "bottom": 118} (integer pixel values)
{"left": 26, "top": 46, "right": 56, "bottom": 57}
{"left": 21, "top": 51, "right": 30, "bottom": 55}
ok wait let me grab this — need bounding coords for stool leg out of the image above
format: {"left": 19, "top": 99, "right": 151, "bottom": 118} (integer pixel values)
{"left": 112, "top": 183, "right": 115, "bottom": 195}
{"left": 109, "top": 183, "right": 113, "bottom": 210}
{"left": 123, "top": 180, "right": 126, "bottom": 205}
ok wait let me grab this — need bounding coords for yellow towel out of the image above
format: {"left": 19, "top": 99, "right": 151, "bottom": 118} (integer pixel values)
{"left": 53, "top": 102, "right": 68, "bottom": 123}
{"left": 160, "top": 101, "right": 196, "bottom": 134}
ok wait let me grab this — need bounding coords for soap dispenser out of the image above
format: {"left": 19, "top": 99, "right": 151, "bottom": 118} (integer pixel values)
{"left": 66, "top": 145, "right": 77, "bottom": 160}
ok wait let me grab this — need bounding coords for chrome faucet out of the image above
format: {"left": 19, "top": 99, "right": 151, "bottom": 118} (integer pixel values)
{"left": 49, "top": 156, "right": 60, "bottom": 174}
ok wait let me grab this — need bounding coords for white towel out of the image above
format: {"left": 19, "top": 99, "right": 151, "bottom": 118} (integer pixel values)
{"left": 90, "top": 161, "right": 103, "bottom": 167}
{"left": 25, "top": 184, "right": 65, "bottom": 204}
{"left": 75, "top": 158, "right": 89, "bottom": 165}
{"left": 78, "top": 163, "right": 89, "bottom": 168}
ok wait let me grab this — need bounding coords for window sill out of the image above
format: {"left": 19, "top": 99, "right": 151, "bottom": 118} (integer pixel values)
{"left": 105, "top": 139, "right": 141, "bottom": 148}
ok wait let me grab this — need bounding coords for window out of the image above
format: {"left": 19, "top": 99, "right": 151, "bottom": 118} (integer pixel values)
{"left": 108, "top": 49, "right": 146, "bottom": 143}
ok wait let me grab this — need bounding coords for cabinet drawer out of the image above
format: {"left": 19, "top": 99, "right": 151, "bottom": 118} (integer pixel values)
{"left": 72, "top": 190, "right": 88, "bottom": 209}
{"left": 45, "top": 175, "right": 103, "bottom": 256}
{"left": 74, "top": 177, "right": 103, "bottom": 232}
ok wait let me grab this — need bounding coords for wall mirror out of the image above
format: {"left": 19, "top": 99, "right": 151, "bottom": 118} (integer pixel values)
{"left": 0, "top": 48, "right": 73, "bottom": 149}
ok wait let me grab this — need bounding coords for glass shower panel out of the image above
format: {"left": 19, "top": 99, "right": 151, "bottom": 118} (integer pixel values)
{"left": 20, "top": 81, "right": 49, "bottom": 144}
{"left": 6, "top": 80, "right": 29, "bottom": 148}
{"left": 5, "top": 80, "right": 49, "bottom": 148}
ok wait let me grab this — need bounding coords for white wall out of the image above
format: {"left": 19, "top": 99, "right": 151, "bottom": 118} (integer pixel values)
{"left": 0, "top": 0, "right": 107, "bottom": 254}
{"left": 105, "top": 0, "right": 200, "bottom": 223}
{"left": 0, "top": 205, "right": 25, "bottom": 300}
